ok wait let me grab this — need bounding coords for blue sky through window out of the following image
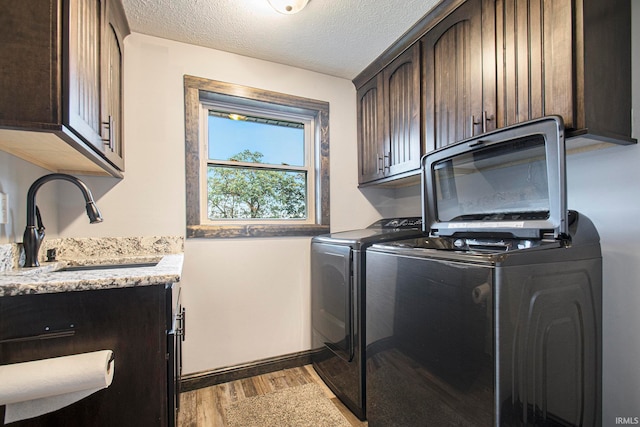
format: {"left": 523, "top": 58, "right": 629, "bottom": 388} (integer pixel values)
{"left": 208, "top": 114, "right": 305, "bottom": 166}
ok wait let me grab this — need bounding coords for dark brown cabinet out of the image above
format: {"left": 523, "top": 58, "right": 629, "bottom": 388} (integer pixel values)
{"left": 0, "top": 0, "right": 129, "bottom": 177}
{"left": 491, "top": 0, "right": 633, "bottom": 144}
{"left": 355, "top": 0, "right": 634, "bottom": 186}
{"left": 383, "top": 44, "right": 422, "bottom": 178}
{"left": 357, "top": 44, "right": 421, "bottom": 186}
{"left": 102, "top": 0, "right": 126, "bottom": 168}
{"left": 422, "top": 0, "right": 489, "bottom": 151}
{"left": 0, "top": 284, "right": 180, "bottom": 426}
{"left": 357, "top": 74, "right": 385, "bottom": 184}
{"left": 66, "top": 0, "right": 104, "bottom": 153}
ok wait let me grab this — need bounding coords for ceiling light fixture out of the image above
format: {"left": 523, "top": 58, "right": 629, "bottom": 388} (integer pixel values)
{"left": 267, "top": 0, "right": 310, "bottom": 15}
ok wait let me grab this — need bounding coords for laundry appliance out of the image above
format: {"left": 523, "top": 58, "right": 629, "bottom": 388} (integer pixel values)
{"left": 365, "top": 117, "right": 602, "bottom": 426}
{"left": 311, "top": 217, "right": 424, "bottom": 420}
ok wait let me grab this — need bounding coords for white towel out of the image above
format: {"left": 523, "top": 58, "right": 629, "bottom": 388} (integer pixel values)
{"left": 0, "top": 349, "right": 114, "bottom": 423}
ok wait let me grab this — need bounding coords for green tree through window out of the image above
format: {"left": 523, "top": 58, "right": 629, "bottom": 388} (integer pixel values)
{"left": 207, "top": 150, "right": 306, "bottom": 219}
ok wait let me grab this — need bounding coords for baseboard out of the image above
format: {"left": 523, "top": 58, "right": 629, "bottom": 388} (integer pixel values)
{"left": 180, "top": 349, "right": 315, "bottom": 392}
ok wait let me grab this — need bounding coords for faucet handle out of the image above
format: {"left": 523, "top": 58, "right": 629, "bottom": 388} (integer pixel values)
{"left": 35, "top": 206, "right": 45, "bottom": 232}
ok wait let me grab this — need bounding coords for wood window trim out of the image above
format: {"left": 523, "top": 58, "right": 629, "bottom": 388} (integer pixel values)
{"left": 184, "top": 75, "right": 330, "bottom": 238}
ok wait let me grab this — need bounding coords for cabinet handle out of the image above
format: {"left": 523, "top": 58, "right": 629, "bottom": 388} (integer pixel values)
{"left": 176, "top": 307, "right": 186, "bottom": 342}
{"left": 181, "top": 307, "right": 186, "bottom": 342}
{"left": 102, "top": 115, "right": 114, "bottom": 151}
{"left": 384, "top": 152, "right": 391, "bottom": 171}
{"left": 377, "top": 153, "right": 384, "bottom": 173}
{"left": 470, "top": 115, "right": 482, "bottom": 136}
{"left": 482, "top": 111, "right": 494, "bottom": 134}
{"left": 471, "top": 113, "right": 494, "bottom": 135}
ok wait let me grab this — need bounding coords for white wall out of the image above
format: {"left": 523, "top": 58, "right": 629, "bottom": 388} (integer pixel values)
{"left": 0, "top": 151, "right": 60, "bottom": 244}
{"left": 567, "top": 144, "right": 640, "bottom": 424}
{"left": 582, "top": 4, "right": 640, "bottom": 420}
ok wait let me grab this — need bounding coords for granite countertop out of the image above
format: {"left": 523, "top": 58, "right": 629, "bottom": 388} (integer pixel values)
{"left": 0, "top": 236, "right": 184, "bottom": 297}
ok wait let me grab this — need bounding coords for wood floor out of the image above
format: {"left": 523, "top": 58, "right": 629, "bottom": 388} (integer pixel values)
{"left": 178, "top": 365, "right": 367, "bottom": 427}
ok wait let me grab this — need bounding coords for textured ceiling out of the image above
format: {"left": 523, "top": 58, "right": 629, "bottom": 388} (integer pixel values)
{"left": 121, "top": 0, "right": 442, "bottom": 80}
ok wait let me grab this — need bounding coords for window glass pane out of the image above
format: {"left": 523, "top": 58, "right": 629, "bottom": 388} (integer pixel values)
{"left": 208, "top": 112, "right": 305, "bottom": 167}
{"left": 207, "top": 166, "right": 307, "bottom": 220}
{"left": 434, "top": 135, "right": 549, "bottom": 221}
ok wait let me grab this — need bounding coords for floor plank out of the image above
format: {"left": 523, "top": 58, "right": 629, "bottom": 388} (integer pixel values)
{"left": 178, "top": 390, "right": 198, "bottom": 427}
{"left": 177, "top": 365, "right": 367, "bottom": 427}
{"left": 195, "top": 386, "right": 217, "bottom": 427}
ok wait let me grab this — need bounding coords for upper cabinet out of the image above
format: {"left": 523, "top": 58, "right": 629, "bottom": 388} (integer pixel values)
{"left": 491, "top": 0, "right": 633, "bottom": 144}
{"left": 383, "top": 44, "right": 422, "bottom": 178}
{"left": 357, "top": 74, "right": 385, "bottom": 184}
{"left": 102, "top": 0, "right": 126, "bottom": 168}
{"left": 66, "top": 0, "right": 104, "bottom": 154}
{"left": 354, "top": 0, "right": 634, "bottom": 186}
{"left": 357, "top": 44, "right": 421, "bottom": 186}
{"left": 0, "top": 0, "right": 129, "bottom": 177}
{"left": 422, "top": 0, "right": 488, "bottom": 151}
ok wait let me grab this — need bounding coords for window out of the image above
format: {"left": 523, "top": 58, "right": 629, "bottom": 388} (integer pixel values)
{"left": 184, "top": 76, "right": 330, "bottom": 238}
{"left": 206, "top": 108, "right": 311, "bottom": 221}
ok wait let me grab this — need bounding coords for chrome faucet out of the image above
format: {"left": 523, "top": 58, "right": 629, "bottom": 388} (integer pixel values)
{"left": 23, "top": 173, "right": 103, "bottom": 267}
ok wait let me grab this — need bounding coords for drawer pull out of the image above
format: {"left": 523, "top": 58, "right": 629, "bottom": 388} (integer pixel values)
{"left": 0, "top": 329, "right": 76, "bottom": 345}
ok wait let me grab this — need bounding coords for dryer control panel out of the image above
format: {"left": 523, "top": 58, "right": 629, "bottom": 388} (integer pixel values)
{"left": 369, "top": 217, "right": 423, "bottom": 230}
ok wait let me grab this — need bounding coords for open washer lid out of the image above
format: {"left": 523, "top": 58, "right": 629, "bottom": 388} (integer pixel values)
{"left": 422, "top": 116, "right": 567, "bottom": 240}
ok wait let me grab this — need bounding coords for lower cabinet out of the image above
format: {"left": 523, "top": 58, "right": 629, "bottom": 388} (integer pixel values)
{"left": 0, "top": 284, "right": 181, "bottom": 426}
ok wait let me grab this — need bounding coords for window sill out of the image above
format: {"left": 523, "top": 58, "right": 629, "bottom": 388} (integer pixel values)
{"left": 187, "top": 224, "right": 330, "bottom": 239}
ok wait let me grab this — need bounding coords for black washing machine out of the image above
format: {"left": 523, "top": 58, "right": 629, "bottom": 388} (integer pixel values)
{"left": 365, "top": 117, "right": 602, "bottom": 426}
{"left": 310, "top": 217, "right": 424, "bottom": 420}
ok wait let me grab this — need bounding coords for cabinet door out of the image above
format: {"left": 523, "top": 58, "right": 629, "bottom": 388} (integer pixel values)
{"left": 0, "top": 286, "right": 168, "bottom": 426}
{"left": 0, "top": 0, "right": 60, "bottom": 126}
{"left": 494, "top": 0, "right": 574, "bottom": 129}
{"left": 383, "top": 44, "right": 421, "bottom": 177}
{"left": 102, "top": 0, "right": 125, "bottom": 170}
{"left": 422, "top": 0, "right": 485, "bottom": 151}
{"left": 66, "top": 0, "right": 104, "bottom": 150}
{"left": 357, "top": 74, "right": 385, "bottom": 184}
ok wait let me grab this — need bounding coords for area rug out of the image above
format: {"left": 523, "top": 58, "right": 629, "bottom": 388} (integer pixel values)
{"left": 224, "top": 383, "right": 351, "bottom": 427}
